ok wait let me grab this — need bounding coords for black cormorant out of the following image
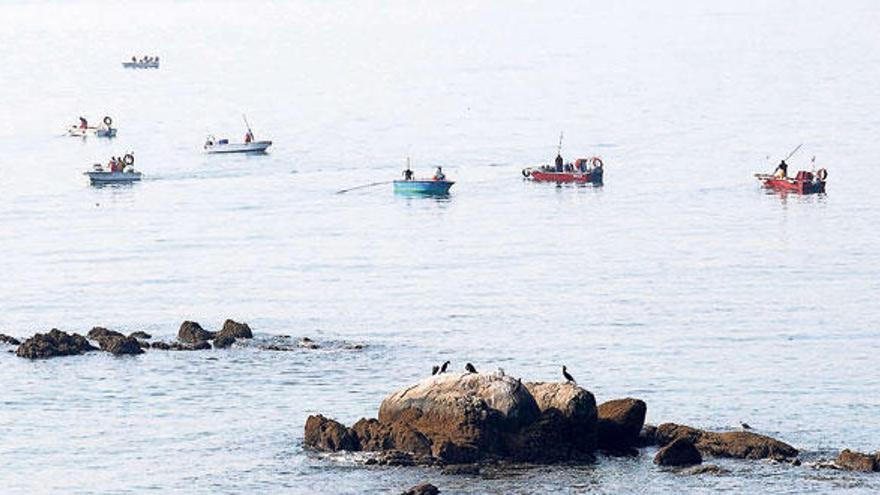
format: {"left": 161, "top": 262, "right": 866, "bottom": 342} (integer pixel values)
{"left": 562, "top": 365, "right": 576, "bottom": 384}
{"left": 465, "top": 363, "right": 477, "bottom": 373}
{"left": 440, "top": 361, "right": 450, "bottom": 373}
{"left": 432, "top": 365, "right": 439, "bottom": 376}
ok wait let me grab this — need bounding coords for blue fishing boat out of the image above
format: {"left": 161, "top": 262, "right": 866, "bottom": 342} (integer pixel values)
{"left": 393, "top": 179, "right": 455, "bottom": 195}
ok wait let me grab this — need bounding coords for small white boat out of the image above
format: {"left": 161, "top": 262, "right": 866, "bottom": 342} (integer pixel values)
{"left": 122, "top": 61, "right": 159, "bottom": 69}
{"left": 68, "top": 116, "right": 116, "bottom": 138}
{"left": 204, "top": 135, "right": 272, "bottom": 154}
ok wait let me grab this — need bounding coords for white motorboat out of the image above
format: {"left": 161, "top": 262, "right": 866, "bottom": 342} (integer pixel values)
{"left": 84, "top": 154, "right": 141, "bottom": 184}
{"left": 122, "top": 61, "right": 159, "bottom": 69}
{"left": 68, "top": 116, "right": 117, "bottom": 137}
{"left": 203, "top": 136, "right": 272, "bottom": 154}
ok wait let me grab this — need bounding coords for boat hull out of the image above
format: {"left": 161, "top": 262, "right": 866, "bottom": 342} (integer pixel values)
{"left": 122, "top": 62, "right": 159, "bottom": 69}
{"left": 526, "top": 169, "right": 603, "bottom": 184}
{"left": 68, "top": 127, "right": 117, "bottom": 138}
{"left": 84, "top": 171, "right": 142, "bottom": 184}
{"left": 393, "top": 180, "right": 454, "bottom": 195}
{"left": 756, "top": 174, "right": 825, "bottom": 194}
{"left": 204, "top": 141, "right": 272, "bottom": 154}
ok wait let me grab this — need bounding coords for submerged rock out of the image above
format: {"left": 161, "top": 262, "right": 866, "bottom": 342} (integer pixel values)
{"left": 679, "top": 464, "right": 729, "bottom": 475}
{"left": 401, "top": 483, "right": 439, "bottom": 495}
{"left": 0, "top": 334, "right": 21, "bottom": 346}
{"left": 213, "top": 333, "right": 236, "bottom": 349}
{"left": 654, "top": 437, "right": 702, "bottom": 467}
{"left": 16, "top": 329, "right": 97, "bottom": 359}
{"left": 178, "top": 321, "right": 214, "bottom": 344}
{"left": 441, "top": 464, "right": 480, "bottom": 475}
{"left": 597, "top": 398, "right": 646, "bottom": 451}
{"left": 836, "top": 449, "right": 879, "bottom": 472}
{"left": 655, "top": 423, "right": 798, "bottom": 460}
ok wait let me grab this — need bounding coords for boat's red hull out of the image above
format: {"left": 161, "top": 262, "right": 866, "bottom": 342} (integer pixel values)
{"left": 528, "top": 170, "right": 603, "bottom": 184}
{"left": 756, "top": 170, "right": 826, "bottom": 195}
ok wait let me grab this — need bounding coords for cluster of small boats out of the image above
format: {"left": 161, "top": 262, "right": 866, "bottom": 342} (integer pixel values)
{"left": 122, "top": 55, "right": 160, "bottom": 69}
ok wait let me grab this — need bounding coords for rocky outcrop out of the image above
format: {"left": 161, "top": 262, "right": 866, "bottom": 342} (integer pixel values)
{"left": 129, "top": 331, "right": 152, "bottom": 340}
{"left": 654, "top": 437, "right": 702, "bottom": 467}
{"left": 304, "top": 415, "right": 358, "bottom": 452}
{"left": 0, "top": 334, "right": 21, "bottom": 346}
{"left": 306, "top": 373, "right": 603, "bottom": 465}
{"left": 87, "top": 327, "right": 125, "bottom": 341}
{"left": 836, "top": 449, "right": 879, "bottom": 472}
{"left": 596, "top": 398, "right": 646, "bottom": 451}
{"left": 401, "top": 483, "right": 439, "bottom": 495}
{"left": 378, "top": 373, "right": 540, "bottom": 460}
{"left": 150, "top": 341, "right": 211, "bottom": 351}
{"left": 178, "top": 321, "right": 214, "bottom": 344}
{"left": 16, "top": 329, "right": 97, "bottom": 359}
{"left": 218, "top": 319, "right": 253, "bottom": 339}
{"left": 655, "top": 423, "right": 797, "bottom": 460}
{"left": 98, "top": 335, "right": 144, "bottom": 355}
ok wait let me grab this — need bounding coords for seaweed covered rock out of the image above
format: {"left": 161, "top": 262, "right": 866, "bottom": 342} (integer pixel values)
{"left": 16, "top": 329, "right": 97, "bottom": 359}
{"left": 178, "top": 321, "right": 214, "bottom": 344}
{"left": 596, "top": 398, "right": 647, "bottom": 451}
{"left": 836, "top": 449, "right": 879, "bottom": 472}
{"left": 99, "top": 335, "right": 145, "bottom": 355}
{"left": 655, "top": 423, "right": 798, "bottom": 460}
{"left": 0, "top": 334, "right": 21, "bottom": 346}
{"left": 654, "top": 437, "right": 702, "bottom": 466}
{"left": 218, "top": 319, "right": 253, "bottom": 339}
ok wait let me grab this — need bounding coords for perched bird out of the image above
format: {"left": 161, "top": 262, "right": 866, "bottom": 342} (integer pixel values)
{"left": 432, "top": 365, "right": 439, "bottom": 376}
{"left": 439, "top": 361, "right": 450, "bottom": 373}
{"left": 465, "top": 363, "right": 477, "bottom": 373}
{"left": 562, "top": 365, "right": 576, "bottom": 384}
{"left": 740, "top": 422, "right": 752, "bottom": 431}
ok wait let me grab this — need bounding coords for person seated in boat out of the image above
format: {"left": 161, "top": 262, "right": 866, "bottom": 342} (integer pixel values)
{"left": 244, "top": 130, "right": 254, "bottom": 143}
{"left": 555, "top": 153, "right": 564, "bottom": 172}
{"left": 433, "top": 166, "right": 446, "bottom": 181}
{"left": 774, "top": 160, "right": 788, "bottom": 179}
{"left": 403, "top": 167, "right": 414, "bottom": 181}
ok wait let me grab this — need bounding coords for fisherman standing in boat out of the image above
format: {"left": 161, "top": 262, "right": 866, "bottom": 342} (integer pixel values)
{"left": 79, "top": 116, "right": 88, "bottom": 129}
{"left": 244, "top": 130, "right": 254, "bottom": 143}
{"left": 555, "top": 153, "right": 564, "bottom": 172}
{"left": 403, "top": 165, "right": 414, "bottom": 181}
{"left": 434, "top": 166, "right": 446, "bottom": 181}
{"left": 774, "top": 160, "right": 788, "bottom": 178}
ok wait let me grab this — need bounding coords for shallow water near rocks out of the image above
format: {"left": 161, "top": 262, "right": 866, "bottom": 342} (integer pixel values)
{"left": 2, "top": 1, "right": 880, "bottom": 493}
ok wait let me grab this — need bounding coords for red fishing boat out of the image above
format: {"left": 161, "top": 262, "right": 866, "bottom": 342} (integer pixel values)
{"left": 755, "top": 169, "right": 827, "bottom": 194}
{"left": 522, "top": 157, "right": 604, "bottom": 184}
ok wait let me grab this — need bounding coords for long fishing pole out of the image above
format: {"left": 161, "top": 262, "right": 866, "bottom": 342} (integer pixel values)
{"left": 336, "top": 181, "right": 393, "bottom": 194}
{"left": 242, "top": 114, "right": 253, "bottom": 135}
{"left": 784, "top": 143, "right": 802, "bottom": 161}
{"left": 557, "top": 131, "right": 564, "bottom": 156}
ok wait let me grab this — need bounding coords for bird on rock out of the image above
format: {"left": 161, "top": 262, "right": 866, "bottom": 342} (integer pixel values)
{"left": 439, "top": 361, "right": 450, "bottom": 373}
{"left": 465, "top": 363, "right": 477, "bottom": 373}
{"left": 562, "top": 365, "right": 576, "bottom": 384}
{"left": 740, "top": 422, "right": 752, "bottom": 431}
{"left": 432, "top": 365, "right": 440, "bottom": 376}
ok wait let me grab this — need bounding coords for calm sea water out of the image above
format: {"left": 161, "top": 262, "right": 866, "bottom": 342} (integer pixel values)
{"left": 1, "top": 1, "right": 879, "bottom": 493}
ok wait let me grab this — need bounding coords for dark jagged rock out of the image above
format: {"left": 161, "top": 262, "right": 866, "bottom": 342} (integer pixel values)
{"left": 377, "top": 450, "right": 418, "bottom": 466}
{"left": 836, "top": 449, "right": 879, "bottom": 472}
{"left": 213, "top": 333, "right": 236, "bottom": 349}
{"left": 596, "top": 398, "right": 646, "bottom": 451}
{"left": 0, "top": 334, "right": 21, "bottom": 346}
{"left": 151, "top": 341, "right": 172, "bottom": 350}
{"left": 16, "top": 329, "right": 97, "bottom": 359}
{"left": 351, "top": 418, "right": 432, "bottom": 455}
{"left": 178, "top": 321, "right": 214, "bottom": 344}
{"left": 655, "top": 423, "right": 798, "bottom": 460}
{"left": 87, "top": 327, "right": 125, "bottom": 341}
{"left": 137, "top": 340, "right": 150, "bottom": 349}
{"left": 187, "top": 341, "right": 212, "bottom": 351}
{"left": 401, "top": 483, "right": 439, "bottom": 495}
{"left": 304, "top": 415, "right": 358, "bottom": 452}
{"left": 150, "top": 341, "right": 211, "bottom": 351}
{"left": 218, "top": 319, "right": 253, "bottom": 339}
{"left": 299, "top": 337, "right": 319, "bottom": 349}
{"left": 129, "top": 331, "right": 152, "bottom": 340}
{"left": 99, "top": 335, "right": 144, "bottom": 355}
{"left": 637, "top": 424, "right": 658, "bottom": 447}
{"left": 654, "top": 437, "right": 702, "bottom": 467}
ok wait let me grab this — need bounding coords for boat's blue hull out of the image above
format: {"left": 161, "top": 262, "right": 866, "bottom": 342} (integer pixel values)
{"left": 393, "top": 180, "right": 454, "bottom": 195}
